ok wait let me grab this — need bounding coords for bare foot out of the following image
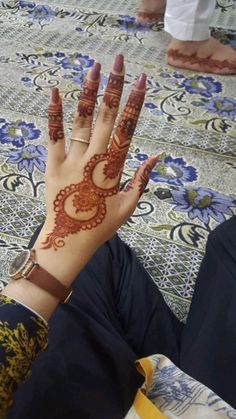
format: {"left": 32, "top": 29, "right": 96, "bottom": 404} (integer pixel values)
{"left": 136, "top": 0, "right": 166, "bottom": 25}
{"left": 167, "top": 37, "right": 236, "bottom": 75}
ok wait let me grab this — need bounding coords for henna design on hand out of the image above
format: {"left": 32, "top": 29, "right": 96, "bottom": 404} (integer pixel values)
{"left": 103, "top": 73, "right": 124, "bottom": 109}
{"left": 42, "top": 154, "right": 119, "bottom": 251}
{"left": 77, "top": 79, "right": 99, "bottom": 118}
{"left": 124, "top": 157, "right": 160, "bottom": 197}
{"left": 48, "top": 89, "right": 64, "bottom": 143}
{"left": 123, "top": 173, "right": 137, "bottom": 194}
{"left": 104, "top": 87, "right": 145, "bottom": 179}
{"left": 167, "top": 49, "right": 236, "bottom": 72}
{"left": 138, "top": 163, "right": 154, "bottom": 196}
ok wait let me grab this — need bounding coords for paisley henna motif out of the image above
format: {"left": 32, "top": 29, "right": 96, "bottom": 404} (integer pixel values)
{"left": 138, "top": 163, "right": 154, "bottom": 196}
{"left": 123, "top": 172, "right": 137, "bottom": 194}
{"left": 77, "top": 79, "right": 99, "bottom": 118}
{"left": 167, "top": 48, "right": 236, "bottom": 72}
{"left": 103, "top": 73, "right": 124, "bottom": 109}
{"left": 104, "top": 87, "right": 145, "bottom": 179}
{"left": 48, "top": 92, "right": 64, "bottom": 143}
{"left": 124, "top": 157, "right": 160, "bottom": 196}
{"left": 42, "top": 154, "right": 119, "bottom": 251}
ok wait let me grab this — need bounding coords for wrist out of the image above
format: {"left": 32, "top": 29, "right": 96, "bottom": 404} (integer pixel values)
{"left": 33, "top": 225, "right": 95, "bottom": 286}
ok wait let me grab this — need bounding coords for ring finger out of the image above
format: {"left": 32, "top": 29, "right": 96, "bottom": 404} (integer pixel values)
{"left": 69, "top": 62, "right": 101, "bottom": 157}
{"left": 89, "top": 54, "right": 125, "bottom": 154}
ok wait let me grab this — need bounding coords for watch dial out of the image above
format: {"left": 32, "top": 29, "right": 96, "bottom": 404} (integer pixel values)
{"left": 9, "top": 250, "right": 30, "bottom": 276}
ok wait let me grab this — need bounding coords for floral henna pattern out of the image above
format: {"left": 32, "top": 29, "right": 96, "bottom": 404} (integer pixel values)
{"left": 104, "top": 87, "right": 145, "bottom": 179}
{"left": 167, "top": 49, "right": 236, "bottom": 72}
{"left": 42, "top": 154, "right": 119, "bottom": 250}
{"left": 77, "top": 78, "right": 99, "bottom": 118}
{"left": 48, "top": 94, "right": 64, "bottom": 143}
{"left": 103, "top": 73, "right": 124, "bottom": 109}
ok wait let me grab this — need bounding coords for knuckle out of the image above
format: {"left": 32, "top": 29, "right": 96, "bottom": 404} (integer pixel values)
{"left": 98, "top": 106, "right": 117, "bottom": 124}
{"left": 75, "top": 116, "right": 92, "bottom": 129}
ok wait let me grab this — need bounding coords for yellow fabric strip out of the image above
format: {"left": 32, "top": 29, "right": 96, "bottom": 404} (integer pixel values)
{"left": 136, "top": 357, "right": 154, "bottom": 391}
{"left": 133, "top": 389, "right": 166, "bottom": 419}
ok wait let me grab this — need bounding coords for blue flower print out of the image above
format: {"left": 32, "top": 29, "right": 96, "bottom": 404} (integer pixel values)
{"left": 60, "top": 53, "right": 94, "bottom": 71}
{"left": 28, "top": 4, "right": 55, "bottom": 23}
{"left": 135, "top": 153, "right": 149, "bottom": 161}
{"left": 131, "top": 154, "right": 197, "bottom": 186}
{"left": 19, "top": 1, "right": 35, "bottom": 8}
{"left": 21, "top": 77, "right": 31, "bottom": 82}
{"left": 0, "top": 120, "right": 41, "bottom": 148}
{"left": 5, "top": 145, "right": 47, "bottom": 174}
{"left": 63, "top": 71, "right": 87, "bottom": 86}
{"left": 150, "top": 157, "right": 197, "bottom": 186}
{"left": 146, "top": 80, "right": 161, "bottom": 93}
{"left": 149, "top": 366, "right": 193, "bottom": 402}
{"left": 117, "top": 15, "right": 148, "bottom": 32}
{"left": 99, "top": 73, "right": 108, "bottom": 91}
{"left": 173, "top": 72, "right": 184, "bottom": 79}
{"left": 170, "top": 187, "right": 236, "bottom": 225}
{"left": 55, "top": 52, "right": 65, "bottom": 58}
{"left": 182, "top": 76, "right": 222, "bottom": 98}
{"left": 126, "top": 160, "right": 140, "bottom": 169}
{"left": 145, "top": 103, "right": 157, "bottom": 109}
{"left": 144, "top": 103, "right": 163, "bottom": 116}
{"left": 159, "top": 72, "right": 170, "bottom": 79}
{"left": 204, "top": 96, "right": 236, "bottom": 120}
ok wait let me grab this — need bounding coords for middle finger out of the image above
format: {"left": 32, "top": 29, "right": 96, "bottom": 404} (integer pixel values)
{"left": 90, "top": 54, "right": 125, "bottom": 153}
{"left": 69, "top": 62, "right": 101, "bottom": 156}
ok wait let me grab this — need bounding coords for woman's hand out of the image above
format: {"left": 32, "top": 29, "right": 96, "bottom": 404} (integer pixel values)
{"left": 34, "top": 55, "right": 158, "bottom": 284}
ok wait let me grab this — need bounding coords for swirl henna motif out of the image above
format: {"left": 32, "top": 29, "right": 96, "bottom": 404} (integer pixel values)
{"left": 41, "top": 154, "right": 119, "bottom": 251}
{"left": 103, "top": 73, "right": 124, "bottom": 109}
{"left": 77, "top": 79, "right": 99, "bottom": 118}
{"left": 48, "top": 91, "right": 64, "bottom": 143}
{"left": 104, "top": 87, "right": 145, "bottom": 179}
{"left": 167, "top": 49, "right": 236, "bottom": 71}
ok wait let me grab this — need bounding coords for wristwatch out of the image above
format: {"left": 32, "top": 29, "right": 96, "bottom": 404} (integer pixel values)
{"left": 8, "top": 249, "right": 72, "bottom": 303}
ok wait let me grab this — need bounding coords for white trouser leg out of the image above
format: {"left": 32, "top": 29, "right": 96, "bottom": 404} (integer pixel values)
{"left": 164, "top": 0, "right": 216, "bottom": 41}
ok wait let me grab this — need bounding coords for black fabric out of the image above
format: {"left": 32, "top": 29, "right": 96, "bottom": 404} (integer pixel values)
{"left": 180, "top": 216, "right": 236, "bottom": 409}
{"left": 7, "top": 217, "right": 236, "bottom": 417}
{"left": 7, "top": 229, "right": 182, "bottom": 419}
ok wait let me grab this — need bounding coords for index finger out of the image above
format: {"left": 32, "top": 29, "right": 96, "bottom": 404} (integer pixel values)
{"left": 103, "top": 73, "right": 146, "bottom": 180}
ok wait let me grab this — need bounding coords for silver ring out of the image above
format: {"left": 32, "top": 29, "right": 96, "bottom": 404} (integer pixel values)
{"left": 71, "top": 137, "right": 90, "bottom": 145}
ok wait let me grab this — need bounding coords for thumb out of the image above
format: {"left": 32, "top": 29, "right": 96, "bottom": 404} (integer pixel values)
{"left": 119, "top": 155, "right": 161, "bottom": 219}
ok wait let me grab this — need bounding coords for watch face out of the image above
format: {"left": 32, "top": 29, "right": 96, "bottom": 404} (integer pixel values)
{"left": 8, "top": 250, "right": 30, "bottom": 277}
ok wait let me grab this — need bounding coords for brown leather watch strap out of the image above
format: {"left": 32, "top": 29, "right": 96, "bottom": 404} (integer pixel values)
{"left": 28, "top": 263, "right": 72, "bottom": 303}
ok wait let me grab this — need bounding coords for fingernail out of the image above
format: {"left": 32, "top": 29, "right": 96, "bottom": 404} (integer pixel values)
{"left": 90, "top": 62, "right": 101, "bottom": 81}
{"left": 51, "top": 87, "right": 60, "bottom": 104}
{"left": 135, "top": 73, "right": 146, "bottom": 90}
{"left": 113, "top": 54, "right": 124, "bottom": 73}
{"left": 151, "top": 156, "right": 159, "bottom": 167}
